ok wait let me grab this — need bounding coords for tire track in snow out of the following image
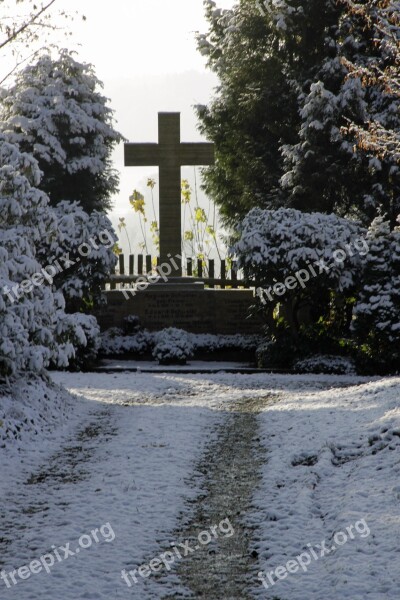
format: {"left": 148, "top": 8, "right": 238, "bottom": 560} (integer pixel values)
{"left": 0, "top": 406, "right": 118, "bottom": 572}
{"left": 162, "top": 395, "right": 279, "bottom": 600}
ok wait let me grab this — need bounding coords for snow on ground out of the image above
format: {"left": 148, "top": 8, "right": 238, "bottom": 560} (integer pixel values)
{"left": 1, "top": 370, "right": 399, "bottom": 599}
{"left": 0, "top": 375, "right": 92, "bottom": 488}
{"left": 2, "top": 369, "right": 275, "bottom": 600}
{"left": 251, "top": 376, "right": 400, "bottom": 600}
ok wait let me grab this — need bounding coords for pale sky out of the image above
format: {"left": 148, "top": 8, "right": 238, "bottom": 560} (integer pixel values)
{"left": 57, "top": 0, "right": 236, "bottom": 252}
{"left": 67, "top": 0, "right": 235, "bottom": 78}
{"left": 1, "top": 0, "right": 236, "bottom": 252}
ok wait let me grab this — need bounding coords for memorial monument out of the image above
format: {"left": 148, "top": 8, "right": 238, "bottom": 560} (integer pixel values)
{"left": 99, "top": 111, "right": 261, "bottom": 335}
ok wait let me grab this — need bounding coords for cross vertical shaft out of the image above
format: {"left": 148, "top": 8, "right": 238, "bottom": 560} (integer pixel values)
{"left": 158, "top": 113, "right": 182, "bottom": 274}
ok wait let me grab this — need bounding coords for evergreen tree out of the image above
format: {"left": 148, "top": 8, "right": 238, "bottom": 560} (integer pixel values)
{"left": 340, "top": 0, "right": 400, "bottom": 227}
{"left": 0, "top": 49, "right": 123, "bottom": 213}
{"left": 282, "top": 0, "right": 400, "bottom": 223}
{"left": 0, "top": 136, "right": 106, "bottom": 379}
{"left": 352, "top": 216, "right": 400, "bottom": 372}
{"left": 341, "top": 0, "right": 400, "bottom": 155}
{"left": 196, "top": 0, "right": 298, "bottom": 225}
{"left": 198, "top": 0, "right": 400, "bottom": 225}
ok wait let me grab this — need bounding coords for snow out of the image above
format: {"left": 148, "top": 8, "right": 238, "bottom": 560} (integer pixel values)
{"left": 251, "top": 376, "right": 400, "bottom": 599}
{"left": 1, "top": 370, "right": 400, "bottom": 599}
{"left": 0, "top": 371, "right": 230, "bottom": 599}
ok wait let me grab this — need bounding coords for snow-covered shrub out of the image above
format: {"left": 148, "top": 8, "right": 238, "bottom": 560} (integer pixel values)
{"left": 99, "top": 328, "right": 260, "bottom": 360}
{"left": 152, "top": 328, "right": 194, "bottom": 365}
{"left": 54, "top": 313, "right": 101, "bottom": 371}
{"left": 191, "top": 333, "right": 261, "bottom": 354}
{"left": 36, "top": 200, "right": 117, "bottom": 312}
{"left": 352, "top": 216, "right": 400, "bottom": 373}
{"left": 0, "top": 135, "right": 65, "bottom": 377}
{"left": 0, "top": 135, "right": 105, "bottom": 379}
{"left": 99, "top": 328, "right": 153, "bottom": 357}
{"left": 234, "top": 207, "right": 368, "bottom": 343}
{"left": 0, "top": 49, "right": 123, "bottom": 214}
{"left": 236, "top": 207, "right": 366, "bottom": 294}
{"left": 293, "top": 355, "right": 356, "bottom": 375}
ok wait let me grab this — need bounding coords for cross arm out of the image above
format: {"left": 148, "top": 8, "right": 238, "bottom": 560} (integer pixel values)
{"left": 179, "top": 143, "right": 215, "bottom": 166}
{"left": 124, "top": 143, "right": 161, "bottom": 167}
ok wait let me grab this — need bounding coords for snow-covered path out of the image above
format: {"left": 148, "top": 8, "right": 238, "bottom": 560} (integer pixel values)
{"left": 0, "top": 371, "right": 274, "bottom": 599}
{"left": 1, "top": 371, "right": 400, "bottom": 600}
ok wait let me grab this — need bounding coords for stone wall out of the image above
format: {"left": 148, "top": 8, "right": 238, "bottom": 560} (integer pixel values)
{"left": 96, "top": 288, "right": 263, "bottom": 334}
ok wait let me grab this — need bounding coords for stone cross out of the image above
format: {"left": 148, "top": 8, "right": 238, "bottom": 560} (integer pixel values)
{"left": 124, "top": 112, "right": 215, "bottom": 276}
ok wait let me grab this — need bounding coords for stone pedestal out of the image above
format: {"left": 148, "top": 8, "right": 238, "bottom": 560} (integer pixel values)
{"left": 96, "top": 287, "right": 262, "bottom": 335}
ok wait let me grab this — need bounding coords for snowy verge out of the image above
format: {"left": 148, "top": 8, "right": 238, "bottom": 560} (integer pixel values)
{"left": 251, "top": 376, "right": 400, "bottom": 600}
{"left": 0, "top": 375, "right": 94, "bottom": 494}
{"left": 0, "top": 375, "right": 72, "bottom": 449}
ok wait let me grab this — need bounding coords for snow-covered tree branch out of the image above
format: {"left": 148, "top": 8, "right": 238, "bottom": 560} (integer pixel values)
{"left": 340, "top": 0, "right": 400, "bottom": 166}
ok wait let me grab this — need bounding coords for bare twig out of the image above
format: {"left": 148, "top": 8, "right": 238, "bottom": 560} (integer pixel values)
{"left": 0, "top": 0, "right": 57, "bottom": 52}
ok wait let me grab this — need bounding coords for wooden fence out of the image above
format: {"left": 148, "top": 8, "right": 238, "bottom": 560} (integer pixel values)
{"left": 106, "top": 254, "right": 254, "bottom": 290}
